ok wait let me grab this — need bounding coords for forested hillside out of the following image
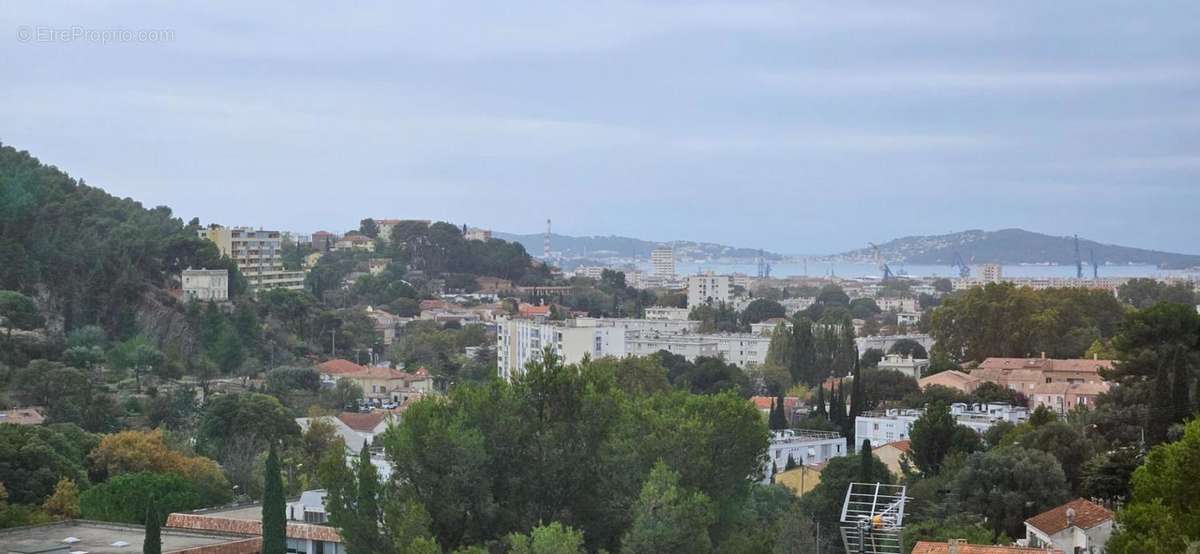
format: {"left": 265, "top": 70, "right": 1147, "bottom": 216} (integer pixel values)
{"left": 0, "top": 143, "right": 239, "bottom": 339}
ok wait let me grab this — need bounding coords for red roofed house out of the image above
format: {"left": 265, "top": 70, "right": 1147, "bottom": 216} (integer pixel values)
{"left": 1024, "top": 498, "right": 1114, "bottom": 553}
{"left": 872, "top": 439, "right": 911, "bottom": 477}
{"left": 970, "top": 356, "right": 1112, "bottom": 403}
{"left": 911, "top": 540, "right": 1061, "bottom": 554}
{"left": 919, "top": 370, "right": 981, "bottom": 394}
{"left": 317, "top": 358, "right": 366, "bottom": 376}
{"left": 168, "top": 503, "right": 342, "bottom": 554}
{"left": 518, "top": 303, "right": 551, "bottom": 318}
{"left": 1030, "top": 382, "right": 1110, "bottom": 415}
{"left": 750, "top": 396, "right": 800, "bottom": 424}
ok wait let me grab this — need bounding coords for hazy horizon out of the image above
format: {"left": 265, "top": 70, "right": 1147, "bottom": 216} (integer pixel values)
{"left": 3, "top": 2, "right": 1198, "bottom": 254}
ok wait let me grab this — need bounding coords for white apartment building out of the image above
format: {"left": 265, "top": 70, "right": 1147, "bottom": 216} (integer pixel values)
{"left": 197, "top": 226, "right": 305, "bottom": 293}
{"left": 763, "top": 429, "right": 846, "bottom": 481}
{"left": 855, "top": 402, "right": 1029, "bottom": 448}
{"left": 712, "top": 333, "right": 771, "bottom": 367}
{"left": 651, "top": 246, "right": 675, "bottom": 278}
{"left": 687, "top": 273, "right": 734, "bottom": 308}
{"left": 876, "top": 354, "right": 929, "bottom": 381}
{"left": 644, "top": 306, "right": 690, "bottom": 321}
{"left": 876, "top": 296, "right": 919, "bottom": 312}
{"left": 181, "top": 268, "right": 229, "bottom": 302}
{"left": 627, "top": 334, "right": 719, "bottom": 360}
{"left": 574, "top": 316, "right": 701, "bottom": 335}
{"left": 495, "top": 316, "right": 630, "bottom": 380}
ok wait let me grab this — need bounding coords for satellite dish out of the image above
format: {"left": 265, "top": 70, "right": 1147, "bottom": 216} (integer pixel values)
{"left": 839, "top": 482, "right": 908, "bottom": 554}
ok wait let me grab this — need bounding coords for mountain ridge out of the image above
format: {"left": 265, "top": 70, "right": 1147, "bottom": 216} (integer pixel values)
{"left": 832, "top": 228, "right": 1200, "bottom": 269}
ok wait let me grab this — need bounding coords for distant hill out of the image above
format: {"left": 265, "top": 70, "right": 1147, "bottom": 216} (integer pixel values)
{"left": 834, "top": 228, "right": 1200, "bottom": 269}
{"left": 493, "top": 232, "right": 779, "bottom": 261}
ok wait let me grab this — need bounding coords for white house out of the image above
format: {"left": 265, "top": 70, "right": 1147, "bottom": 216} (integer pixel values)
{"left": 1024, "top": 498, "right": 1114, "bottom": 553}
{"left": 855, "top": 403, "right": 1029, "bottom": 448}
{"left": 762, "top": 429, "right": 846, "bottom": 482}
{"left": 876, "top": 354, "right": 929, "bottom": 381}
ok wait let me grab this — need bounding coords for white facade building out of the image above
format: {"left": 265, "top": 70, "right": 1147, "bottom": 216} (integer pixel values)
{"left": 651, "top": 246, "right": 675, "bottom": 278}
{"left": 877, "top": 296, "right": 919, "bottom": 312}
{"left": 574, "top": 316, "right": 701, "bottom": 335}
{"left": 687, "top": 273, "right": 734, "bottom": 308}
{"left": 197, "top": 226, "right": 305, "bottom": 293}
{"left": 181, "top": 268, "right": 229, "bottom": 302}
{"left": 496, "top": 316, "right": 630, "bottom": 380}
{"left": 644, "top": 306, "right": 690, "bottom": 321}
{"left": 855, "top": 403, "right": 1029, "bottom": 448}
{"left": 763, "top": 429, "right": 846, "bottom": 481}
{"left": 876, "top": 354, "right": 929, "bottom": 380}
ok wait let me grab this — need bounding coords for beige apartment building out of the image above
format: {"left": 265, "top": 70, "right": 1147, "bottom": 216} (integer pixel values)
{"left": 197, "top": 226, "right": 305, "bottom": 293}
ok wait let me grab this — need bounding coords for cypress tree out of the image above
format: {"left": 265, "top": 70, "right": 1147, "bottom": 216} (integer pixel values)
{"left": 815, "top": 383, "right": 827, "bottom": 418}
{"left": 143, "top": 504, "right": 161, "bottom": 554}
{"left": 858, "top": 439, "right": 874, "bottom": 483}
{"left": 769, "top": 394, "right": 788, "bottom": 430}
{"left": 785, "top": 454, "right": 797, "bottom": 471}
{"left": 848, "top": 356, "right": 863, "bottom": 451}
{"left": 262, "top": 443, "right": 287, "bottom": 554}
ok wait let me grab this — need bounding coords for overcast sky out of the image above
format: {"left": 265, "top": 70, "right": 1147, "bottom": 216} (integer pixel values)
{"left": 3, "top": 2, "right": 1198, "bottom": 255}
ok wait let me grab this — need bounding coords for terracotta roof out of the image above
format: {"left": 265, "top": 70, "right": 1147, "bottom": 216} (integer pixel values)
{"left": 1025, "top": 498, "right": 1114, "bottom": 535}
{"left": 336, "top": 411, "right": 389, "bottom": 432}
{"left": 750, "top": 396, "right": 799, "bottom": 410}
{"left": 879, "top": 439, "right": 911, "bottom": 453}
{"left": 1032, "top": 382, "right": 1110, "bottom": 396}
{"left": 911, "top": 541, "right": 1061, "bottom": 554}
{"left": 167, "top": 512, "right": 342, "bottom": 543}
{"left": 920, "top": 370, "right": 979, "bottom": 386}
{"left": 977, "top": 357, "right": 1113, "bottom": 373}
{"left": 317, "top": 359, "right": 366, "bottom": 375}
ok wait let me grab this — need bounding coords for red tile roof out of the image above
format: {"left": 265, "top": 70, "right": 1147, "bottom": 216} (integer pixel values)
{"left": 317, "top": 359, "right": 366, "bottom": 375}
{"left": 167, "top": 512, "right": 342, "bottom": 543}
{"left": 911, "top": 541, "right": 1061, "bottom": 554}
{"left": 336, "top": 411, "right": 389, "bottom": 432}
{"left": 750, "top": 396, "right": 799, "bottom": 411}
{"left": 880, "top": 439, "right": 911, "bottom": 453}
{"left": 1025, "top": 498, "right": 1114, "bottom": 535}
{"left": 977, "top": 357, "right": 1113, "bottom": 373}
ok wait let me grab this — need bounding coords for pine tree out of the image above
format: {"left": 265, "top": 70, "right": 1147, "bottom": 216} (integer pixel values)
{"left": 143, "top": 503, "right": 161, "bottom": 554}
{"left": 262, "top": 443, "right": 287, "bottom": 554}
{"left": 858, "top": 439, "right": 874, "bottom": 483}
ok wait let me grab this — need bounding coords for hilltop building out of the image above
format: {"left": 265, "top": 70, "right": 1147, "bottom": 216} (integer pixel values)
{"left": 197, "top": 226, "right": 304, "bottom": 293}
{"left": 181, "top": 268, "right": 229, "bottom": 302}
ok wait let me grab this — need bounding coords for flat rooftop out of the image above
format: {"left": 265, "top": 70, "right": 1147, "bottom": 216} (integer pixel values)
{"left": 0, "top": 520, "right": 257, "bottom": 554}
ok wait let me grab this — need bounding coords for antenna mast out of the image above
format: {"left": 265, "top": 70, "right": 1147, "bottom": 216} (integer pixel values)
{"left": 544, "top": 219, "right": 551, "bottom": 259}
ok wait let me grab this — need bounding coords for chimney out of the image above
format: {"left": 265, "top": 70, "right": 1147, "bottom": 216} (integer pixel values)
{"left": 1040, "top": 351, "right": 1046, "bottom": 359}
{"left": 1093, "top": 352, "right": 1098, "bottom": 360}
{"left": 1066, "top": 507, "right": 1076, "bottom": 527}
{"left": 948, "top": 538, "right": 966, "bottom": 554}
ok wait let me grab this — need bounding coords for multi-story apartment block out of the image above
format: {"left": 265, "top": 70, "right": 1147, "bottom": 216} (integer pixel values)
{"left": 651, "top": 246, "right": 675, "bottom": 278}
{"left": 181, "top": 268, "right": 229, "bottom": 302}
{"left": 876, "top": 296, "right": 919, "bottom": 312}
{"left": 644, "top": 306, "right": 690, "bottom": 321}
{"left": 855, "top": 402, "right": 1029, "bottom": 448}
{"left": 687, "top": 272, "right": 734, "bottom": 308}
{"left": 495, "top": 316, "right": 630, "bottom": 380}
{"left": 497, "top": 315, "right": 767, "bottom": 380}
{"left": 198, "top": 226, "right": 305, "bottom": 293}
